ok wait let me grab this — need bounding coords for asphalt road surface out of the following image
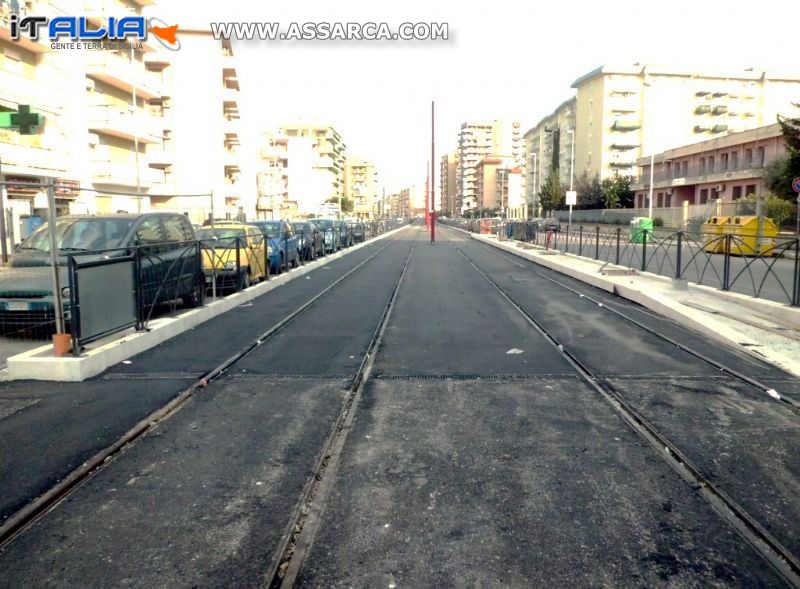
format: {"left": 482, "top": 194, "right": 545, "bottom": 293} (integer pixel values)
{"left": 1, "top": 225, "right": 799, "bottom": 588}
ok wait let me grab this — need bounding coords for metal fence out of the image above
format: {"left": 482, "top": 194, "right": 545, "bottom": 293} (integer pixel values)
{"left": 0, "top": 217, "right": 405, "bottom": 351}
{"left": 444, "top": 219, "right": 800, "bottom": 307}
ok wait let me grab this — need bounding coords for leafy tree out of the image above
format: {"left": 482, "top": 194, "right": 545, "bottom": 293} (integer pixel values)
{"left": 538, "top": 168, "right": 563, "bottom": 215}
{"left": 736, "top": 195, "right": 794, "bottom": 228}
{"left": 326, "top": 196, "right": 354, "bottom": 213}
{"left": 769, "top": 105, "right": 800, "bottom": 198}
{"left": 575, "top": 172, "right": 603, "bottom": 209}
{"left": 601, "top": 173, "right": 634, "bottom": 209}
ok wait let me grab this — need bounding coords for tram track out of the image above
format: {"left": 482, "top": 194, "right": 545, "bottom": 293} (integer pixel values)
{"left": 445, "top": 229, "right": 800, "bottom": 587}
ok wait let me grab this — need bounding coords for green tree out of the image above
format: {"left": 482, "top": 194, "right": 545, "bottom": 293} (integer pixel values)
{"left": 326, "top": 196, "right": 354, "bottom": 213}
{"left": 736, "top": 195, "right": 794, "bottom": 228}
{"left": 768, "top": 105, "right": 800, "bottom": 198}
{"left": 601, "top": 173, "right": 634, "bottom": 209}
{"left": 575, "top": 172, "right": 603, "bottom": 209}
{"left": 538, "top": 168, "right": 563, "bottom": 215}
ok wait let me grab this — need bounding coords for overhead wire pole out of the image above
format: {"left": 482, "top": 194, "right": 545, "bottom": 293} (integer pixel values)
{"left": 431, "top": 100, "right": 435, "bottom": 243}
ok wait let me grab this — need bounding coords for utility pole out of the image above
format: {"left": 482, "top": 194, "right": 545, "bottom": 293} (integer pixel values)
{"left": 431, "top": 100, "right": 435, "bottom": 243}
{"left": 0, "top": 157, "right": 9, "bottom": 264}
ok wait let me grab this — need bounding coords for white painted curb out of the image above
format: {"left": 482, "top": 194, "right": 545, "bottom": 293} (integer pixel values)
{"left": 7, "top": 225, "right": 410, "bottom": 382}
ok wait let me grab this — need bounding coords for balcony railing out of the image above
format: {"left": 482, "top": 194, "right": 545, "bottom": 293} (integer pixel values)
{"left": 87, "top": 52, "right": 162, "bottom": 98}
{"left": 634, "top": 161, "right": 767, "bottom": 185}
{"left": 88, "top": 104, "right": 161, "bottom": 143}
{"left": 90, "top": 159, "right": 162, "bottom": 187}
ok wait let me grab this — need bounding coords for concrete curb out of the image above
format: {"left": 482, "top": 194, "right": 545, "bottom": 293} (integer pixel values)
{"left": 7, "top": 225, "right": 409, "bottom": 382}
{"left": 464, "top": 230, "right": 800, "bottom": 379}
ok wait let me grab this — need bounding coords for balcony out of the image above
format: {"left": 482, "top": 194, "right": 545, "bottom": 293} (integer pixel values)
{"left": 88, "top": 105, "right": 161, "bottom": 143}
{"left": 146, "top": 146, "right": 174, "bottom": 168}
{"left": 86, "top": 52, "right": 162, "bottom": 99}
{"left": 90, "top": 159, "right": 162, "bottom": 188}
{"left": 610, "top": 142, "right": 639, "bottom": 150}
{"left": 0, "top": 1, "right": 49, "bottom": 52}
{"left": 694, "top": 105, "right": 712, "bottom": 114}
{"left": 0, "top": 69, "right": 63, "bottom": 112}
{"left": 611, "top": 120, "right": 641, "bottom": 132}
{"left": 0, "top": 134, "right": 70, "bottom": 175}
{"left": 632, "top": 162, "right": 766, "bottom": 188}
{"left": 222, "top": 86, "right": 240, "bottom": 102}
{"left": 144, "top": 50, "right": 171, "bottom": 69}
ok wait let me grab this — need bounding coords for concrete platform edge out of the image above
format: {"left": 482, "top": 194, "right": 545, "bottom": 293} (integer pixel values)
{"left": 7, "top": 226, "right": 409, "bottom": 382}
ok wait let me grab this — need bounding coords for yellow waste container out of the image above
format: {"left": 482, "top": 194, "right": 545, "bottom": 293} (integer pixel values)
{"left": 722, "top": 216, "right": 779, "bottom": 257}
{"left": 701, "top": 216, "right": 731, "bottom": 253}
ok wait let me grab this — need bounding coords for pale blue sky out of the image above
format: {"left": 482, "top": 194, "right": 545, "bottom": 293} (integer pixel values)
{"left": 171, "top": 0, "right": 798, "bottom": 192}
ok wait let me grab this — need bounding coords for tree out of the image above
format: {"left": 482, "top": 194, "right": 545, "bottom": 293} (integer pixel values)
{"left": 575, "top": 172, "right": 603, "bottom": 209}
{"left": 538, "top": 168, "right": 563, "bottom": 215}
{"left": 736, "top": 195, "right": 794, "bottom": 228}
{"left": 326, "top": 196, "right": 354, "bottom": 213}
{"left": 768, "top": 105, "right": 800, "bottom": 198}
{"left": 601, "top": 173, "right": 634, "bottom": 209}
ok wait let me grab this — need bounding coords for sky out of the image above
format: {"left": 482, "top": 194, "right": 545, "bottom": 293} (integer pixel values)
{"left": 174, "top": 0, "right": 799, "bottom": 193}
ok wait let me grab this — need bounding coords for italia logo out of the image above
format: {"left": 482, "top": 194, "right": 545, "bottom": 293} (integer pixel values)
{"left": 10, "top": 15, "right": 180, "bottom": 50}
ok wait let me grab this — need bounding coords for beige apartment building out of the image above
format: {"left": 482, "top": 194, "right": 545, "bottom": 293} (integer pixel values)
{"left": 456, "top": 120, "right": 521, "bottom": 214}
{"left": 280, "top": 123, "right": 346, "bottom": 208}
{"left": 343, "top": 156, "right": 378, "bottom": 219}
{"left": 439, "top": 152, "right": 457, "bottom": 216}
{"left": 570, "top": 64, "right": 800, "bottom": 181}
{"left": 523, "top": 97, "right": 577, "bottom": 206}
{"left": 0, "top": 1, "right": 256, "bottom": 237}
{"left": 630, "top": 123, "right": 786, "bottom": 208}
{"left": 257, "top": 131, "right": 290, "bottom": 219}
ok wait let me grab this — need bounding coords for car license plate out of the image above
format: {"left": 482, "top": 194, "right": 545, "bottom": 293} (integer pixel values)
{"left": 6, "top": 301, "right": 30, "bottom": 311}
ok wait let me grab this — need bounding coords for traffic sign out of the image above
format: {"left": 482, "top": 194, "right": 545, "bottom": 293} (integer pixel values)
{"left": 792, "top": 177, "right": 800, "bottom": 193}
{"left": 565, "top": 190, "right": 577, "bottom": 206}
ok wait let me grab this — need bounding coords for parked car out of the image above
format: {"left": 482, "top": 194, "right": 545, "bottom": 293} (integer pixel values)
{"left": 314, "top": 219, "right": 340, "bottom": 253}
{"left": 337, "top": 220, "right": 353, "bottom": 248}
{"left": 0, "top": 213, "right": 202, "bottom": 337}
{"left": 248, "top": 220, "right": 300, "bottom": 273}
{"left": 292, "top": 221, "right": 324, "bottom": 260}
{"left": 195, "top": 223, "right": 267, "bottom": 291}
{"left": 542, "top": 217, "right": 562, "bottom": 232}
{"left": 350, "top": 222, "right": 366, "bottom": 243}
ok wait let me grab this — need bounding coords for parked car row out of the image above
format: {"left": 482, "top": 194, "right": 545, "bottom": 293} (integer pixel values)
{"left": 0, "top": 213, "right": 397, "bottom": 338}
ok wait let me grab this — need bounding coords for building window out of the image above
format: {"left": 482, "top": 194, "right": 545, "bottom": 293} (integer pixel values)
{"left": 699, "top": 158, "right": 706, "bottom": 174}
{"left": 657, "top": 192, "right": 663, "bottom": 207}
{"left": 745, "top": 184, "right": 756, "bottom": 196}
{"left": 731, "top": 151, "right": 739, "bottom": 169}
{"left": 682, "top": 161, "right": 688, "bottom": 176}
{"left": 699, "top": 188, "right": 709, "bottom": 204}
{"left": 721, "top": 153, "right": 728, "bottom": 170}
{"left": 744, "top": 149, "right": 753, "bottom": 167}
{"left": 664, "top": 194, "right": 671, "bottom": 207}
{"left": 708, "top": 156, "right": 715, "bottom": 173}
{"left": 732, "top": 185, "right": 742, "bottom": 200}
{"left": 756, "top": 146, "right": 765, "bottom": 167}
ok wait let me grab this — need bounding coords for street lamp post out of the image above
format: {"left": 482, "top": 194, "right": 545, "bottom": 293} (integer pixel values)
{"left": 568, "top": 129, "right": 575, "bottom": 236}
{"left": 531, "top": 152, "right": 538, "bottom": 219}
{"left": 130, "top": 44, "right": 141, "bottom": 213}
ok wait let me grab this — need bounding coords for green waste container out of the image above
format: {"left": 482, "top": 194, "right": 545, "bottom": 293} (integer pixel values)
{"left": 629, "top": 217, "right": 653, "bottom": 243}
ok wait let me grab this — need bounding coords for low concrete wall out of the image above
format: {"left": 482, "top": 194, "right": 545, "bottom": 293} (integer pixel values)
{"left": 7, "top": 225, "right": 409, "bottom": 382}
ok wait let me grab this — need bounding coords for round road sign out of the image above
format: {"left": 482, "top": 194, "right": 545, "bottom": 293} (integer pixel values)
{"left": 793, "top": 177, "right": 800, "bottom": 193}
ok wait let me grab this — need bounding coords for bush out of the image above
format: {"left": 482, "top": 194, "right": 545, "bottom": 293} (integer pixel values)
{"left": 653, "top": 217, "right": 664, "bottom": 227}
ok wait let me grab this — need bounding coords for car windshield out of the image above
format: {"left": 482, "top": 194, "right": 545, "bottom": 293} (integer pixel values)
{"left": 253, "top": 223, "right": 282, "bottom": 238}
{"left": 315, "top": 220, "right": 334, "bottom": 229}
{"left": 293, "top": 223, "right": 310, "bottom": 231}
{"left": 18, "top": 218, "right": 134, "bottom": 252}
{"left": 196, "top": 227, "right": 246, "bottom": 248}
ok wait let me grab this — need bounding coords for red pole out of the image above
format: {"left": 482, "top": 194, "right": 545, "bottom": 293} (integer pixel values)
{"left": 431, "top": 100, "right": 435, "bottom": 243}
{"left": 425, "top": 171, "right": 430, "bottom": 228}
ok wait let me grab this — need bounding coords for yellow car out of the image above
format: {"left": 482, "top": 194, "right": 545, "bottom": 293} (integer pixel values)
{"left": 196, "top": 223, "right": 268, "bottom": 290}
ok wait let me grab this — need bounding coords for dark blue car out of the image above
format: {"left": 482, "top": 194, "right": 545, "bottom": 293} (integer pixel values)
{"left": 249, "top": 220, "right": 300, "bottom": 273}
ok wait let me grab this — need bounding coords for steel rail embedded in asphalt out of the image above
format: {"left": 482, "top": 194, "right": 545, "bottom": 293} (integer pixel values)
{"left": 449, "top": 237, "right": 800, "bottom": 588}
{"left": 455, "top": 227, "right": 800, "bottom": 412}
{"left": 269, "top": 231, "right": 418, "bottom": 589}
{"left": 0, "top": 227, "right": 411, "bottom": 552}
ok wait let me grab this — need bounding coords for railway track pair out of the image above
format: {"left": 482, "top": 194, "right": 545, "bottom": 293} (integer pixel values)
{"left": 441, "top": 225, "right": 800, "bottom": 587}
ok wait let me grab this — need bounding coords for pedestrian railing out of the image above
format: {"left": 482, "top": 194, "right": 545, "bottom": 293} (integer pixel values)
{"left": 444, "top": 219, "right": 800, "bottom": 307}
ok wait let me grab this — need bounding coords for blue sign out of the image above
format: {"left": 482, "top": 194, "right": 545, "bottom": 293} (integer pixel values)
{"left": 793, "top": 177, "right": 800, "bottom": 193}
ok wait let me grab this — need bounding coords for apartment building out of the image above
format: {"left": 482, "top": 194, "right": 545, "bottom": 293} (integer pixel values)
{"left": 160, "top": 32, "right": 255, "bottom": 223}
{"left": 280, "top": 123, "right": 346, "bottom": 210}
{"left": 343, "top": 156, "right": 378, "bottom": 219}
{"left": 439, "top": 152, "right": 457, "bottom": 216}
{"left": 0, "top": 1, "right": 256, "bottom": 235}
{"left": 570, "top": 64, "right": 800, "bottom": 181}
{"left": 455, "top": 120, "right": 521, "bottom": 214}
{"left": 522, "top": 97, "right": 577, "bottom": 201}
{"left": 630, "top": 123, "right": 786, "bottom": 208}
{"left": 256, "top": 131, "right": 289, "bottom": 219}
{"left": 475, "top": 156, "right": 514, "bottom": 212}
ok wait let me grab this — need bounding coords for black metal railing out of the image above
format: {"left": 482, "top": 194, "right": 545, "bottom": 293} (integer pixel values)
{"left": 444, "top": 219, "right": 800, "bottom": 306}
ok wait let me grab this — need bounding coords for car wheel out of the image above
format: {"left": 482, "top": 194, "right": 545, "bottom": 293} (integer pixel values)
{"left": 241, "top": 272, "right": 251, "bottom": 289}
